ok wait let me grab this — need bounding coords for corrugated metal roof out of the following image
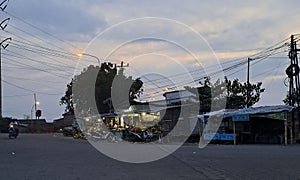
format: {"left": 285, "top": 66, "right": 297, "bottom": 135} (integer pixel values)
{"left": 198, "top": 105, "right": 295, "bottom": 119}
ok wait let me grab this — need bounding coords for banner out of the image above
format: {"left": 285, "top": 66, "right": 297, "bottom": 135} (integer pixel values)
{"left": 232, "top": 114, "right": 249, "bottom": 122}
{"left": 203, "top": 133, "right": 234, "bottom": 141}
{"left": 252, "top": 113, "right": 286, "bottom": 121}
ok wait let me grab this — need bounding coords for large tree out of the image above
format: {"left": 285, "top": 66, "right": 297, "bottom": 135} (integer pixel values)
{"left": 224, "top": 77, "right": 264, "bottom": 109}
{"left": 60, "top": 63, "right": 143, "bottom": 116}
{"left": 185, "top": 76, "right": 265, "bottom": 112}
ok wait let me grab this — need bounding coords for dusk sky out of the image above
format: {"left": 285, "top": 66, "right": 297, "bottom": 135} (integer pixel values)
{"left": 1, "top": 0, "right": 300, "bottom": 121}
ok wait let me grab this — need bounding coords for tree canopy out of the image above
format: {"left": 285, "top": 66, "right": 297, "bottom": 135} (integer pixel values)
{"left": 185, "top": 76, "right": 265, "bottom": 112}
{"left": 283, "top": 88, "right": 300, "bottom": 106}
{"left": 60, "top": 63, "right": 143, "bottom": 116}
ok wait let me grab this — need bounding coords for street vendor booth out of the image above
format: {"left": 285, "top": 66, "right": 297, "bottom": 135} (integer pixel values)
{"left": 198, "top": 105, "right": 297, "bottom": 144}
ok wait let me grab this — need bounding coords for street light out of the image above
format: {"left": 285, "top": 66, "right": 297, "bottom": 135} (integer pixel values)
{"left": 76, "top": 51, "right": 100, "bottom": 67}
{"left": 30, "top": 101, "right": 40, "bottom": 119}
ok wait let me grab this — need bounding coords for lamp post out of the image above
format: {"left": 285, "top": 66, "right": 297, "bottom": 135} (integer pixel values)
{"left": 30, "top": 101, "right": 39, "bottom": 119}
{"left": 77, "top": 52, "right": 100, "bottom": 67}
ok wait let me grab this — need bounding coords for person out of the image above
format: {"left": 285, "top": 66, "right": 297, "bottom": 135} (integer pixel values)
{"left": 9, "top": 120, "right": 19, "bottom": 136}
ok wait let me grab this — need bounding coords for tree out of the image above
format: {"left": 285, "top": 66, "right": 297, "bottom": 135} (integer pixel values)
{"left": 283, "top": 88, "right": 300, "bottom": 106}
{"left": 110, "top": 67, "right": 144, "bottom": 111}
{"left": 185, "top": 77, "right": 212, "bottom": 112}
{"left": 60, "top": 63, "right": 143, "bottom": 116}
{"left": 60, "top": 80, "right": 74, "bottom": 114}
{"left": 224, "top": 77, "right": 264, "bottom": 109}
{"left": 185, "top": 76, "right": 265, "bottom": 112}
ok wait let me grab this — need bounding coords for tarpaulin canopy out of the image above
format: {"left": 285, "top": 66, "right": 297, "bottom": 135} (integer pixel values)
{"left": 198, "top": 105, "right": 295, "bottom": 121}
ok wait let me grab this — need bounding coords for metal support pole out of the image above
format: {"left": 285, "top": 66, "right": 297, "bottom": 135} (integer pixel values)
{"left": 285, "top": 119, "right": 287, "bottom": 145}
{"left": 289, "top": 35, "right": 295, "bottom": 106}
{"left": 287, "top": 35, "right": 300, "bottom": 142}
{"left": 0, "top": 0, "right": 10, "bottom": 119}
{"left": 34, "top": 93, "right": 37, "bottom": 119}
{"left": 293, "top": 38, "right": 300, "bottom": 142}
{"left": 233, "top": 121, "right": 236, "bottom": 145}
{"left": 0, "top": 47, "right": 2, "bottom": 118}
{"left": 0, "top": 37, "right": 12, "bottom": 119}
{"left": 247, "top": 58, "right": 250, "bottom": 108}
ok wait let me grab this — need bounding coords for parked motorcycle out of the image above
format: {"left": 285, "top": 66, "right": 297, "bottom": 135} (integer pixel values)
{"left": 8, "top": 124, "right": 18, "bottom": 139}
{"left": 73, "top": 126, "right": 85, "bottom": 139}
{"left": 89, "top": 130, "right": 111, "bottom": 140}
{"left": 123, "top": 128, "right": 154, "bottom": 142}
{"left": 141, "top": 130, "right": 154, "bottom": 143}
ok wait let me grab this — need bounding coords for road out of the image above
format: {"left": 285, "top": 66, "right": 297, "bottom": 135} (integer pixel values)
{"left": 0, "top": 133, "right": 300, "bottom": 180}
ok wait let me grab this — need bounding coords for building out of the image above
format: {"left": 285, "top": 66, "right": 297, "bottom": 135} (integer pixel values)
{"left": 52, "top": 117, "right": 64, "bottom": 132}
{"left": 163, "top": 90, "right": 197, "bottom": 105}
{"left": 18, "top": 119, "right": 53, "bottom": 133}
{"left": 198, "top": 105, "right": 298, "bottom": 144}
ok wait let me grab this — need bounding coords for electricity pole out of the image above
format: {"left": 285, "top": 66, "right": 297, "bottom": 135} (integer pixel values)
{"left": 104, "top": 61, "right": 129, "bottom": 113}
{"left": 0, "top": 4, "right": 11, "bottom": 118}
{"left": 34, "top": 93, "right": 37, "bottom": 119}
{"left": 0, "top": 39, "right": 11, "bottom": 119}
{"left": 116, "top": 61, "right": 129, "bottom": 68}
{"left": 247, "top": 58, "right": 251, "bottom": 108}
{"left": 116, "top": 61, "right": 129, "bottom": 76}
{"left": 285, "top": 34, "right": 300, "bottom": 144}
{"left": 287, "top": 35, "right": 300, "bottom": 107}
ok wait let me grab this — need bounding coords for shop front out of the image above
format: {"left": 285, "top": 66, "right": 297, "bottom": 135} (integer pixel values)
{"left": 198, "top": 105, "right": 296, "bottom": 144}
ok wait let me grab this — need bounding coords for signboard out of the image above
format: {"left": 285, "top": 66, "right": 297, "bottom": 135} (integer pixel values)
{"left": 252, "top": 113, "right": 286, "bottom": 121}
{"left": 203, "top": 133, "right": 234, "bottom": 141}
{"left": 232, "top": 114, "right": 249, "bottom": 122}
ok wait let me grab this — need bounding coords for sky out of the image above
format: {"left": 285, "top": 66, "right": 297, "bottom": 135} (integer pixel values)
{"left": 1, "top": 0, "right": 300, "bottom": 121}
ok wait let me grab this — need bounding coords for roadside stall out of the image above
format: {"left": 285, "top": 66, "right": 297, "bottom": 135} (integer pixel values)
{"left": 198, "top": 105, "right": 296, "bottom": 144}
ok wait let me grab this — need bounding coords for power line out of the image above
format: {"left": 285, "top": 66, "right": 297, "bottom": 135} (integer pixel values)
{"left": 140, "top": 38, "right": 290, "bottom": 100}
{"left": 4, "top": 94, "right": 32, "bottom": 98}
{"left": 2, "top": 52, "right": 71, "bottom": 79}
{"left": 1, "top": 7, "right": 295, "bottom": 105}
{"left": 4, "top": 10, "right": 79, "bottom": 50}
{"left": 3, "top": 79, "right": 62, "bottom": 95}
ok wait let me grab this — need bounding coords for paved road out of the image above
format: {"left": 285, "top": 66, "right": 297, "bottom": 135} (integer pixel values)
{"left": 0, "top": 133, "right": 300, "bottom": 180}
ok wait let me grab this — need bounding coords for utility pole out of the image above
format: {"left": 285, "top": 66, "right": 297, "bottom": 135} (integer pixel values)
{"left": 116, "top": 61, "right": 129, "bottom": 75}
{"left": 0, "top": 37, "right": 12, "bottom": 117}
{"left": 286, "top": 35, "right": 300, "bottom": 106}
{"left": 0, "top": 3, "right": 11, "bottom": 118}
{"left": 98, "top": 61, "right": 129, "bottom": 113}
{"left": 116, "top": 61, "right": 129, "bottom": 68}
{"left": 285, "top": 34, "right": 300, "bottom": 144}
{"left": 34, "top": 93, "right": 37, "bottom": 119}
{"left": 247, "top": 58, "right": 251, "bottom": 108}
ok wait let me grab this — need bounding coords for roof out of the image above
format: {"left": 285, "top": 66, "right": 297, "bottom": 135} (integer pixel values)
{"left": 17, "top": 118, "right": 47, "bottom": 122}
{"left": 198, "top": 105, "right": 295, "bottom": 120}
{"left": 53, "top": 118, "right": 64, "bottom": 122}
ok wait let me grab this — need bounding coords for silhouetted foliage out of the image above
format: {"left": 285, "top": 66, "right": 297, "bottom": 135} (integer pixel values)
{"left": 224, "top": 77, "right": 264, "bottom": 109}
{"left": 185, "top": 76, "right": 265, "bottom": 112}
{"left": 60, "top": 63, "right": 143, "bottom": 116}
{"left": 59, "top": 81, "right": 74, "bottom": 113}
{"left": 283, "top": 88, "right": 300, "bottom": 106}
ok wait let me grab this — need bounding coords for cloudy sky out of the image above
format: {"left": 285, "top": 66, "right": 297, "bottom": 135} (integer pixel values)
{"left": 1, "top": 0, "right": 300, "bottom": 121}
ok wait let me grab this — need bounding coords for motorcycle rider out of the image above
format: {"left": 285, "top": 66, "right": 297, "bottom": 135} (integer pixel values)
{"left": 9, "top": 120, "right": 19, "bottom": 136}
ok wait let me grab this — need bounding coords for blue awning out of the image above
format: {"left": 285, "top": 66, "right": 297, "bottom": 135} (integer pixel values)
{"left": 198, "top": 105, "right": 294, "bottom": 121}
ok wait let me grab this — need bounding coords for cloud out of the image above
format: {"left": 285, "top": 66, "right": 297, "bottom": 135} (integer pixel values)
{"left": 3, "top": 0, "right": 300, "bottom": 120}
{"left": 8, "top": 0, "right": 107, "bottom": 40}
